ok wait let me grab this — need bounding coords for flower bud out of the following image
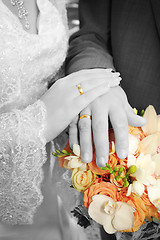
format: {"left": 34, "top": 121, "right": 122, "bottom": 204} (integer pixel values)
{"left": 127, "top": 165, "right": 137, "bottom": 174}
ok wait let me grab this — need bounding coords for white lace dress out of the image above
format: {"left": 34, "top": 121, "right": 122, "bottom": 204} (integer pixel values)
{"left": 0, "top": 0, "right": 103, "bottom": 239}
{"left": 0, "top": 0, "right": 88, "bottom": 239}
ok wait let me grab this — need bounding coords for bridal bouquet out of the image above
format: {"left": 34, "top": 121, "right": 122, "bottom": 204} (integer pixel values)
{"left": 53, "top": 105, "right": 160, "bottom": 234}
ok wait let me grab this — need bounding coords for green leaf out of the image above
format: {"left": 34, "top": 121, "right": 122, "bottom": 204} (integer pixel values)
{"left": 54, "top": 154, "right": 65, "bottom": 157}
{"left": 106, "top": 163, "right": 111, "bottom": 169}
{"left": 113, "top": 166, "right": 117, "bottom": 172}
{"left": 124, "top": 181, "right": 129, "bottom": 188}
{"left": 52, "top": 152, "right": 58, "bottom": 157}
{"left": 115, "top": 176, "right": 119, "bottom": 181}
{"left": 141, "top": 109, "right": 145, "bottom": 116}
{"left": 127, "top": 165, "right": 137, "bottom": 175}
{"left": 56, "top": 150, "right": 61, "bottom": 154}
{"left": 118, "top": 167, "right": 123, "bottom": 176}
{"left": 123, "top": 177, "right": 127, "bottom": 182}
{"left": 101, "top": 167, "right": 107, "bottom": 170}
{"left": 62, "top": 150, "right": 70, "bottom": 154}
{"left": 62, "top": 151, "right": 73, "bottom": 156}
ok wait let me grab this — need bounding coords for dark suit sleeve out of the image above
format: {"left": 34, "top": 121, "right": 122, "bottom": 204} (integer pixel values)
{"left": 66, "top": 0, "right": 115, "bottom": 74}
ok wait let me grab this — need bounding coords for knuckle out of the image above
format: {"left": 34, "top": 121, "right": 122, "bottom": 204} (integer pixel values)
{"left": 69, "top": 122, "right": 77, "bottom": 129}
{"left": 69, "top": 116, "right": 78, "bottom": 127}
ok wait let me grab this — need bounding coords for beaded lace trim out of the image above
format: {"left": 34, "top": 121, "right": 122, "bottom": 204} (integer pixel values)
{"left": 0, "top": 100, "right": 47, "bottom": 224}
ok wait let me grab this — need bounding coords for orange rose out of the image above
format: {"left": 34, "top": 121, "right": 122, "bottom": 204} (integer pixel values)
{"left": 83, "top": 179, "right": 120, "bottom": 209}
{"left": 120, "top": 192, "right": 147, "bottom": 232}
{"left": 141, "top": 188, "right": 153, "bottom": 206}
{"left": 145, "top": 205, "right": 160, "bottom": 221}
{"left": 118, "top": 158, "right": 128, "bottom": 167}
{"left": 119, "top": 187, "right": 160, "bottom": 232}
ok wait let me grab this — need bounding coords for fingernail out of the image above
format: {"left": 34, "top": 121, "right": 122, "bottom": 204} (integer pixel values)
{"left": 97, "top": 157, "right": 106, "bottom": 168}
{"left": 114, "top": 77, "right": 121, "bottom": 81}
{"left": 118, "top": 150, "right": 127, "bottom": 159}
{"left": 113, "top": 73, "right": 120, "bottom": 77}
{"left": 83, "top": 153, "right": 90, "bottom": 163}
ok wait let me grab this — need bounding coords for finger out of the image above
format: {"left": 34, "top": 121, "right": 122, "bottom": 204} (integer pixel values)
{"left": 69, "top": 77, "right": 121, "bottom": 100}
{"left": 78, "top": 107, "right": 93, "bottom": 163}
{"left": 74, "top": 83, "right": 111, "bottom": 115}
{"left": 113, "top": 72, "right": 121, "bottom": 77}
{"left": 92, "top": 111, "right": 109, "bottom": 168}
{"left": 126, "top": 102, "right": 146, "bottom": 126}
{"left": 69, "top": 116, "right": 79, "bottom": 149}
{"left": 65, "top": 68, "right": 122, "bottom": 86}
{"left": 109, "top": 106, "right": 129, "bottom": 160}
{"left": 77, "top": 78, "right": 120, "bottom": 96}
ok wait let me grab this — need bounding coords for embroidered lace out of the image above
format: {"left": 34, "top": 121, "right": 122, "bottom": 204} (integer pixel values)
{"left": 0, "top": 0, "right": 68, "bottom": 225}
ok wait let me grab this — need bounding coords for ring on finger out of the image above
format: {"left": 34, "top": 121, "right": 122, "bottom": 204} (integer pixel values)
{"left": 77, "top": 84, "right": 84, "bottom": 95}
{"left": 79, "top": 114, "right": 92, "bottom": 120}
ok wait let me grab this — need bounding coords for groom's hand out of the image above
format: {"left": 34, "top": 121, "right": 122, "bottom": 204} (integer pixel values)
{"left": 69, "top": 86, "right": 146, "bottom": 167}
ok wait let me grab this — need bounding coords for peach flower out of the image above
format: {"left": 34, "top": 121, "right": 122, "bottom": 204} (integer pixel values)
{"left": 83, "top": 180, "right": 120, "bottom": 208}
{"left": 72, "top": 168, "right": 96, "bottom": 192}
{"left": 110, "top": 165, "right": 126, "bottom": 188}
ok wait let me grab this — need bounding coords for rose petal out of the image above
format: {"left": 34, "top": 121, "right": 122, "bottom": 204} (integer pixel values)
{"left": 79, "top": 163, "right": 87, "bottom": 171}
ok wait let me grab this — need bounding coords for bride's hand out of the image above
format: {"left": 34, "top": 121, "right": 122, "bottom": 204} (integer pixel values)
{"left": 41, "top": 69, "right": 121, "bottom": 142}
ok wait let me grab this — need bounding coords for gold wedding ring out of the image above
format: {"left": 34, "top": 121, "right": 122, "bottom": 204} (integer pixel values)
{"left": 79, "top": 114, "right": 92, "bottom": 120}
{"left": 77, "top": 84, "right": 84, "bottom": 95}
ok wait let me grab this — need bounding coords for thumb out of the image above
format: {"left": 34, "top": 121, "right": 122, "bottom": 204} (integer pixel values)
{"left": 126, "top": 102, "right": 146, "bottom": 127}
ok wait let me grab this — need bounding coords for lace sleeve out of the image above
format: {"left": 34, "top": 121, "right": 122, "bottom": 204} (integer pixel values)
{"left": 53, "top": 0, "right": 68, "bottom": 32}
{"left": 0, "top": 100, "right": 47, "bottom": 225}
